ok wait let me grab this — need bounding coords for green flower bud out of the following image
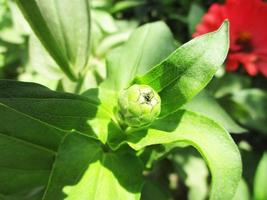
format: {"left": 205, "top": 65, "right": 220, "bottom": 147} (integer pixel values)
{"left": 117, "top": 84, "right": 161, "bottom": 127}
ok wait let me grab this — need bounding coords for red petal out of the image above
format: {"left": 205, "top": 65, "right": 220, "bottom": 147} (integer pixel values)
{"left": 226, "top": 57, "right": 239, "bottom": 71}
{"left": 258, "top": 62, "right": 267, "bottom": 77}
{"left": 242, "top": 61, "right": 258, "bottom": 76}
{"left": 193, "top": 3, "right": 225, "bottom": 37}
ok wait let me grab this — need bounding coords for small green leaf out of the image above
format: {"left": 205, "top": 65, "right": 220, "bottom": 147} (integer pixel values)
{"left": 16, "top": 0, "right": 91, "bottom": 80}
{"left": 254, "top": 152, "right": 267, "bottom": 200}
{"left": 110, "top": 1, "right": 145, "bottom": 13}
{"left": 102, "top": 21, "right": 176, "bottom": 91}
{"left": 207, "top": 73, "right": 251, "bottom": 98}
{"left": 222, "top": 89, "right": 267, "bottom": 134}
{"left": 187, "top": 3, "right": 205, "bottom": 35}
{"left": 127, "top": 110, "right": 241, "bottom": 199}
{"left": 183, "top": 90, "right": 246, "bottom": 133}
{"left": 91, "top": 10, "right": 117, "bottom": 35}
{"left": 135, "top": 21, "right": 229, "bottom": 117}
{"left": 172, "top": 151, "right": 209, "bottom": 200}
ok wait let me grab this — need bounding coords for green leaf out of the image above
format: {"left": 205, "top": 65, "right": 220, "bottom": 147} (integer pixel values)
{"left": 222, "top": 89, "right": 267, "bottom": 134}
{"left": 0, "top": 187, "right": 44, "bottom": 200}
{"left": 29, "top": 34, "right": 63, "bottom": 80}
{"left": 0, "top": 102, "right": 66, "bottom": 197}
{"left": 135, "top": 21, "right": 229, "bottom": 117}
{"left": 102, "top": 21, "right": 176, "bottom": 91}
{"left": 0, "top": 80, "right": 124, "bottom": 199}
{"left": 110, "top": 1, "right": 145, "bottom": 13}
{"left": 44, "top": 133, "right": 144, "bottom": 200}
{"left": 0, "top": 80, "right": 121, "bottom": 144}
{"left": 187, "top": 3, "right": 205, "bottom": 35}
{"left": 172, "top": 150, "right": 209, "bottom": 200}
{"left": 127, "top": 110, "right": 242, "bottom": 199}
{"left": 91, "top": 9, "right": 117, "bottom": 35}
{"left": 16, "top": 0, "right": 91, "bottom": 80}
{"left": 95, "top": 30, "right": 132, "bottom": 58}
{"left": 0, "top": 82, "right": 69, "bottom": 197}
{"left": 233, "top": 178, "right": 250, "bottom": 200}
{"left": 207, "top": 73, "right": 251, "bottom": 98}
{"left": 141, "top": 180, "right": 172, "bottom": 200}
{"left": 0, "top": 80, "right": 99, "bottom": 134}
{"left": 81, "top": 87, "right": 125, "bottom": 144}
{"left": 183, "top": 90, "right": 246, "bottom": 133}
{"left": 254, "top": 152, "right": 267, "bottom": 200}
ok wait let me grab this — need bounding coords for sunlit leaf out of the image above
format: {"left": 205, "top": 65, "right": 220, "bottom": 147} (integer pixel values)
{"left": 135, "top": 21, "right": 229, "bottom": 117}
{"left": 43, "top": 133, "right": 144, "bottom": 200}
{"left": 254, "top": 152, "right": 267, "bottom": 200}
{"left": 127, "top": 110, "right": 242, "bottom": 199}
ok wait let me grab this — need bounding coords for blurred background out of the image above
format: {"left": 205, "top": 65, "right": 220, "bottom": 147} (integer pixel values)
{"left": 0, "top": 0, "right": 266, "bottom": 199}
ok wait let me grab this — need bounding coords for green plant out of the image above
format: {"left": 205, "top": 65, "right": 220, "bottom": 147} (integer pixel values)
{"left": 0, "top": 1, "right": 242, "bottom": 199}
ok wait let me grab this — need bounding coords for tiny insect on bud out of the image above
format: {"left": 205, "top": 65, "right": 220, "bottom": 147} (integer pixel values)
{"left": 117, "top": 84, "right": 161, "bottom": 127}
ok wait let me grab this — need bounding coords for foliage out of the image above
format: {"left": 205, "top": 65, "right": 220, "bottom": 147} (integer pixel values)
{"left": 0, "top": 0, "right": 266, "bottom": 200}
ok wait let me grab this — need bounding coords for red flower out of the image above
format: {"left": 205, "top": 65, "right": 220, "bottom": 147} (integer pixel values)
{"left": 193, "top": 0, "right": 267, "bottom": 77}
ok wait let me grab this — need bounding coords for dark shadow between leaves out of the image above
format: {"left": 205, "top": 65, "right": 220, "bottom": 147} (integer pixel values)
{"left": 107, "top": 121, "right": 127, "bottom": 150}
{"left": 151, "top": 110, "right": 185, "bottom": 132}
{"left": 100, "top": 150, "right": 144, "bottom": 194}
{"left": 127, "top": 110, "right": 186, "bottom": 145}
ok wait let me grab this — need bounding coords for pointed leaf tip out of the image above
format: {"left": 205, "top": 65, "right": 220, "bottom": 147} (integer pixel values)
{"left": 135, "top": 20, "right": 230, "bottom": 117}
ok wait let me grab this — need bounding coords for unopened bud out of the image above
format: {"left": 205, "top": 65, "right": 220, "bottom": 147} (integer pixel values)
{"left": 117, "top": 84, "right": 161, "bottom": 127}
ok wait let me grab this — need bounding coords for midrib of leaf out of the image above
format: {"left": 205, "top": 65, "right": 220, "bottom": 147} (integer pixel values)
{"left": 42, "top": 133, "right": 101, "bottom": 200}
{"left": 0, "top": 97, "right": 116, "bottom": 122}
{"left": 0, "top": 98, "right": 93, "bottom": 118}
{"left": 0, "top": 97, "right": 90, "bottom": 103}
{"left": 0, "top": 132, "right": 55, "bottom": 155}
{"left": 135, "top": 42, "right": 206, "bottom": 92}
{"left": 77, "top": 2, "right": 91, "bottom": 72}
{"left": 0, "top": 97, "right": 114, "bottom": 123}
{"left": 0, "top": 103, "right": 67, "bottom": 136}
{"left": 135, "top": 22, "right": 228, "bottom": 93}
{"left": 16, "top": 0, "right": 76, "bottom": 80}
{"left": 54, "top": 0, "right": 70, "bottom": 62}
{"left": 71, "top": 149, "right": 102, "bottom": 185}
{"left": 108, "top": 154, "right": 125, "bottom": 199}
{"left": 0, "top": 166, "right": 50, "bottom": 172}
{"left": 91, "top": 155, "right": 106, "bottom": 200}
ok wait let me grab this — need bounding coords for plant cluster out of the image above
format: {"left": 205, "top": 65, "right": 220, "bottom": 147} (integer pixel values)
{"left": 0, "top": 0, "right": 266, "bottom": 200}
